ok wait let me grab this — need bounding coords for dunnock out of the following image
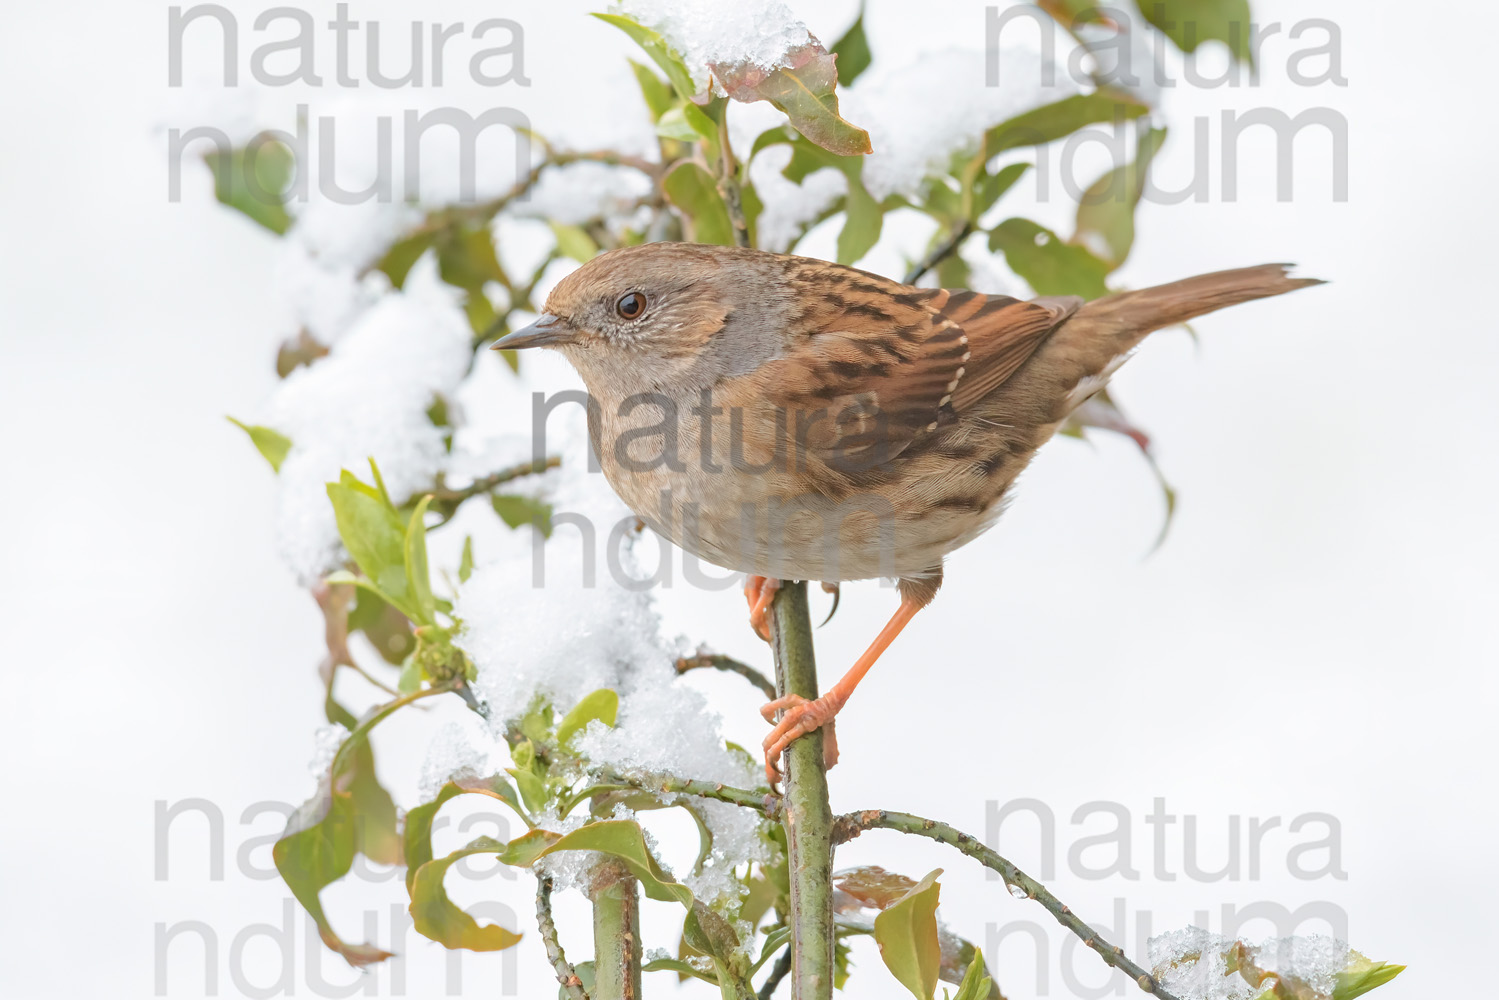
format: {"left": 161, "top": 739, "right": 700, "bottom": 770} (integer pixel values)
{"left": 496, "top": 242, "right": 1322, "bottom": 781}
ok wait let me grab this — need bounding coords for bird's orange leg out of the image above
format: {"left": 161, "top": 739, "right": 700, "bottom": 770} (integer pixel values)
{"left": 760, "top": 595, "right": 923, "bottom": 785}
{"left": 744, "top": 575, "right": 781, "bottom": 642}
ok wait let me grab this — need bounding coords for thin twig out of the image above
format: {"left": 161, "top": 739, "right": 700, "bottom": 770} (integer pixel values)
{"left": 536, "top": 874, "right": 591, "bottom": 1000}
{"left": 429, "top": 455, "right": 561, "bottom": 505}
{"left": 904, "top": 220, "right": 974, "bottom": 285}
{"left": 675, "top": 652, "right": 778, "bottom": 700}
{"left": 577, "top": 767, "right": 776, "bottom": 815}
{"left": 831, "top": 809, "right": 1179, "bottom": 999}
{"left": 757, "top": 945, "right": 793, "bottom": 1000}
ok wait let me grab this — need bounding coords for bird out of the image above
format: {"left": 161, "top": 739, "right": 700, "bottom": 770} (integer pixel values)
{"left": 494, "top": 242, "right": 1323, "bottom": 783}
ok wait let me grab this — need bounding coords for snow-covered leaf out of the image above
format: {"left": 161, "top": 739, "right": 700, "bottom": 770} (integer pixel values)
{"left": 557, "top": 688, "right": 619, "bottom": 746}
{"left": 716, "top": 41, "right": 871, "bottom": 156}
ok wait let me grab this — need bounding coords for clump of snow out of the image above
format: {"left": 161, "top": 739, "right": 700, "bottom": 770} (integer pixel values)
{"left": 451, "top": 433, "right": 770, "bottom": 905}
{"left": 611, "top": 0, "right": 813, "bottom": 94}
{"left": 266, "top": 275, "right": 473, "bottom": 583}
{"left": 416, "top": 720, "right": 493, "bottom": 801}
{"left": 749, "top": 143, "right": 848, "bottom": 253}
{"left": 842, "top": 48, "right": 1082, "bottom": 200}
{"left": 1148, "top": 927, "right": 1354, "bottom": 1000}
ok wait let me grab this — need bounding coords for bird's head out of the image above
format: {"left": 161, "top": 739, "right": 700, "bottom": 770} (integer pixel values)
{"left": 493, "top": 242, "right": 795, "bottom": 399}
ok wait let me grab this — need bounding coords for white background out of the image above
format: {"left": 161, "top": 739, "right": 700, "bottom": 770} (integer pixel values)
{"left": 1, "top": 1, "right": 1493, "bottom": 998}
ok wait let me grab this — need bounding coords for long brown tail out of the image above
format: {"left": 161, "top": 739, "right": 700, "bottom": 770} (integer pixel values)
{"left": 998, "top": 264, "right": 1324, "bottom": 432}
{"left": 1069, "top": 263, "right": 1325, "bottom": 350}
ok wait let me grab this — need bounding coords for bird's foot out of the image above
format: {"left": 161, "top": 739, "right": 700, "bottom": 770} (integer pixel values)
{"left": 744, "top": 575, "right": 781, "bottom": 642}
{"left": 760, "top": 692, "right": 842, "bottom": 786}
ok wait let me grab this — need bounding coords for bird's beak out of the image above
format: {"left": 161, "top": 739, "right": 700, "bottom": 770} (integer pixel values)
{"left": 492, "top": 314, "right": 575, "bottom": 351}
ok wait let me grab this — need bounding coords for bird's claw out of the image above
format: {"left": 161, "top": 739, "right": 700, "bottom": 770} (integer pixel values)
{"left": 760, "top": 692, "right": 841, "bottom": 786}
{"left": 744, "top": 575, "right": 781, "bottom": 642}
{"left": 819, "top": 582, "right": 841, "bottom": 627}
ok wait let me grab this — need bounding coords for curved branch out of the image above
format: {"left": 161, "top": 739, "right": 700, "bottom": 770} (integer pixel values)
{"left": 536, "top": 874, "right": 591, "bottom": 1000}
{"left": 675, "top": 651, "right": 778, "bottom": 700}
{"left": 831, "top": 809, "right": 1178, "bottom": 1000}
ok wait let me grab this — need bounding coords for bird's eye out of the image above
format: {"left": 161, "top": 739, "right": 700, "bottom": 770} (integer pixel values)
{"left": 615, "top": 291, "right": 647, "bottom": 320}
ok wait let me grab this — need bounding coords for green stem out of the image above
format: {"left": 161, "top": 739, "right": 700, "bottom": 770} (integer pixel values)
{"left": 831, "top": 810, "right": 1179, "bottom": 1000}
{"left": 767, "top": 582, "right": 834, "bottom": 1000}
{"left": 589, "top": 863, "right": 643, "bottom": 1000}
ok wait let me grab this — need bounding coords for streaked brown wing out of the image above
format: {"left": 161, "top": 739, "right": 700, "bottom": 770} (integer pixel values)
{"left": 762, "top": 286, "right": 1080, "bottom": 467}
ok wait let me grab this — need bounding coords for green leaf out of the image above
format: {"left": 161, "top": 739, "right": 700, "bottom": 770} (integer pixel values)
{"left": 951, "top": 947, "right": 994, "bottom": 1000}
{"left": 1333, "top": 955, "right": 1405, "bottom": 999}
{"left": 777, "top": 135, "right": 882, "bottom": 263}
{"left": 376, "top": 230, "right": 435, "bottom": 290}
{"left": 655, "top": 106, "right": 701, "bottom": 141}
{"left": 537, "top": 821, "right": 694, "bottom": 907}
{"left": 971, "top": 161, "right": 1031, "bottom": 222}
{"left": 548, "top": 221, "right": 600, "bottom": 263}
{"left": 436, "top": 225, "right": 505, "bottom": 337}
{"left": 458, "top": 536, "right": 475, "bottom": 583}
{"left": 1139, "top": 0, "right": 1255, "bottom": 64}
{"left": 983, "top": 91, "right": 1148, "bottom": 158}
{"left": 402, "top": 494, "right": 435, "bottom": 626}
{"left": 830, "top": 4, "right": 872, "bottom": 86}
{"left": 718, "top": 44, "right": 872, "bottom": 157}
{"left": 628, "top": 58, "right": 675, "bottom": 120}
{"left": 838, "top": 172, "right": 883, "bottom": 265}
{"left": 409, "top": 836, "right": 524, "bottom": 952}
{"left": 491, "top": 493, "right": 553, "bottom": 537}
{"left": 1073, "top": 126, "right": 1167, "bottom": 269}
{"left": 556, "top": 688, "right": 618, "bottom": 746}
{"left": 226, "top": 417, "right": 291, "bottom": 472}
{"left": 403, "top": 777, "right": 527, "bottom": 893}
{"left": 326, "top": 470, "right": 416, "bottom": 619}
{"left": 873, "top": 869, "right": 943, "bottom": 1000}
{"left": 397, "top": 656, "right": 421, "bottom": 694}
{"left": 593, "top": 12, "right": 699, "bottom": 101}
{"left": 662, "top": 161, "right": 734, "bottom": 246}
{"left": 204, "top": 137, "right": 293, "bottom": 234}
{"left": 988, "top": 217, "right": 1112, "bottom": 299}
{"left": 274, "top": 696, "right": 422, "bottom": 968}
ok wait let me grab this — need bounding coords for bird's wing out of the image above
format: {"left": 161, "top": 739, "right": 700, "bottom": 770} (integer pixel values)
{"left": 757, "top": 286, "right": 1081, "bottom": 466}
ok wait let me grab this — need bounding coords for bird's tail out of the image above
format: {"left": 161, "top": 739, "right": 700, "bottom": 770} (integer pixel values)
{"left": 1068, "top": 263, "right": 1325, "bottom": 351}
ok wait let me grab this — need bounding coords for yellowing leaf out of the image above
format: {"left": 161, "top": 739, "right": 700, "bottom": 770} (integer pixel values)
{"left": 872, "top": 868, "right": 943, "bottom": 1000}
{"left": 227, "top": 417, "right": 291, "bottom": 472}
{"left": 409, "top": 837, "right": 524, "bottom": 952}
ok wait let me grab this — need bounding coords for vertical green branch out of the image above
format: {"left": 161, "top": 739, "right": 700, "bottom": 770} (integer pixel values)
{"left": 590, "top": 863, "right": 643, "bottom": 1000}
{"left": 767, "top": 581, "right": 835, "bottom": 1000}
